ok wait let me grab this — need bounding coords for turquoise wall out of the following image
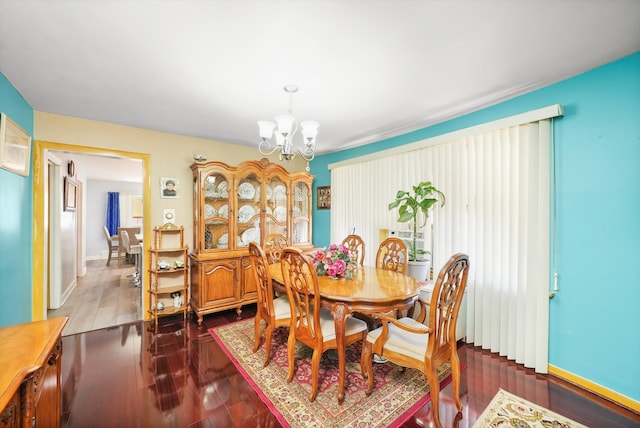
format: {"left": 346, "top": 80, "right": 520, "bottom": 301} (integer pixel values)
{"left": 0, "top": 73, "right": 34, "bottom": 326}
{"left": 311, "top": 52, "right": 640, "bottom": 402}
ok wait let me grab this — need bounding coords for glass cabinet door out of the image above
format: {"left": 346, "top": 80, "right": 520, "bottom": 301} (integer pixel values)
{"left": 235, "top": 171, "right": 261, "bottom": 248}
{"left": 203, "top": 172, "right": 230, "bottom": 250}
{"left": 264, "top": 175, "right": 288, "bottom": 239}
{"left": 292, "top": 180, "right": 311, "bottom": 245}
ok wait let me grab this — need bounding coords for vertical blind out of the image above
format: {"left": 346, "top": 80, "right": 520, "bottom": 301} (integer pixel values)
{"left": 330, "top": 118, "right": 552, "bottom": 373}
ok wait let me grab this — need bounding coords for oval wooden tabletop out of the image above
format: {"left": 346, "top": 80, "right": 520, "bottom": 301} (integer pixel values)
{"left": 269, "top": 264, "right": 422, "bottom": 304}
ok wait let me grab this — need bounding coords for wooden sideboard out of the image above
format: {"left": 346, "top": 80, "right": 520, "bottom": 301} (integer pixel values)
{"left": 0, "top": 317, "right": 67, "bottom": 428}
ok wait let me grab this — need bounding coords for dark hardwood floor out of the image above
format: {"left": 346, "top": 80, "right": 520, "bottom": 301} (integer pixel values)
{"left": 59, "top": 308, "right": 640, "bottom": 428}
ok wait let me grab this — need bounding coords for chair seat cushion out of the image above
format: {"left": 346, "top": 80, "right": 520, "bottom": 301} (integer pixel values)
{"left": 273, "top": 294, "right": 291, "bottom": 320}
{"left": 318, "top": 307, "right": 367, "bottom": 341}
{"left": 366, "top": 317, "right": 429, "bottom": 361}
{"left": 128, "top": 244, "right": 142, "bottom": 255}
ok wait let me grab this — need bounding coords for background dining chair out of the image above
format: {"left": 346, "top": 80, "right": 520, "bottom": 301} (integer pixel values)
{"left": 376, "top": 237, "right": 407, "bottom": 272}
{"left": 280, "top": 247, "right": 368, "bottom": 403}
{"left": 248, "top": 242, "right": 292, "bottom": 366}
{"left": 121, "top": 230, "right": 142, "bottom": 287}
{"left": 264, "top": 233, "right": 288, "bottom": 264}
{"left": 360, "top": 253, "right": 470, "bottom": 428}
{"left": 103, "top": 226, "right": 119, "bottom": 266}
{"left": 341, "top": 234, "right": 365, "bottom": 266}
{"left": 118, "top": 227, "right": 141, "bottom": 266}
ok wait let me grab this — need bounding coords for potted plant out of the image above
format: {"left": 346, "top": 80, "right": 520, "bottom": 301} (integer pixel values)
{"left": 388, "top": 181, "right": 445, "bottom": 281}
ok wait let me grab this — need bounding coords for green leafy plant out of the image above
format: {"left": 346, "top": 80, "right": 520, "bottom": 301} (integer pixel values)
{"left": 388, "top": 181, "right": 445, "bottom": 260}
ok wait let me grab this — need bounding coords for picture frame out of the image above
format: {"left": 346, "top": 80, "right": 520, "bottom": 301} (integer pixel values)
{"left": 317, "top": 185, "right": 331, "bottom": 210}
{"left": 64, "top": 176, "right": 77, "bottom": 211}
{"left": 160, "top": 177, "right": 179, "bottom": 198}
{"left": 0, "top": 113, "right": 32, "bottom": 176}
{"left": 131, "top": 195, "right": 143, "bottom": 218}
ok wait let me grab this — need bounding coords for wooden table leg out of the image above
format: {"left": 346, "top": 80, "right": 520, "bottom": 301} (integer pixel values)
{"left": 332, "top": 303, "right": 348, "bottom": 404}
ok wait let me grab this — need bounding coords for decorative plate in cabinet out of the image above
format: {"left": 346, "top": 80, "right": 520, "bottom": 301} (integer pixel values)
{"left": 217, "top": 181, "right": 229, "bottom": 197}
{"left": 218, "top": 204, "right": 228, "bottom": 218}
{"left": 241, "top": 227, "right": 260, "bottom": 245}
{"left": 274, "top": 206, "right": 286, "bottom": 222}
{"left": 238, "top": 182, "right": 256, "bottom": 200}
{"left": 238, "top": 205, "right": 255, "bottom": 223}
{"left": 273, "top": 185, "right": 286, "bottom": 202}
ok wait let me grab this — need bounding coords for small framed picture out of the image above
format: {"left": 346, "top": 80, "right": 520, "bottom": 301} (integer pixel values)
{"left": 317, "top": 185, "right": 331, "bottom": 210}
{"left": 160, "top": 177, "right": 179, "bottom": 198}
{"left": 0, "top": 113, "right": 32, "bottom": 176}
{"left": 64, "top": 176, "right": 77, "bottom": 211}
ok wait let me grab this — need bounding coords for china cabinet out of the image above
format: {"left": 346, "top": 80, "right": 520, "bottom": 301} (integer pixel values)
{"left": 189, "top": 158, "right": 313, "bottom": 324}
{"left": 147, "top": 224, "right": 189, "bottom": 331}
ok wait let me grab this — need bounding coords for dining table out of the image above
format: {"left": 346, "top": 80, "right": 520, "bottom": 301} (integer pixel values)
{"left": 269, "top": 263, "right": 423, "bottom": 403}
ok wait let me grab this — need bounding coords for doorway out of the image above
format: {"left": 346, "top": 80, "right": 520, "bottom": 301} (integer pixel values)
{"left": 32, "top": 140, "right": 151, "bottom": 334}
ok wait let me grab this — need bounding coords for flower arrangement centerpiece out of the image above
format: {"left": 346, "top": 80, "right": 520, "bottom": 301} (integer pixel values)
{"left": 312, "top": 244, "right": 358, "bottom": 280}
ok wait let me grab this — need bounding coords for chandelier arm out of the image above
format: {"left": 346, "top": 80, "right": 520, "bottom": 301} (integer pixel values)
{"left": 294, "top": 146, "right": 315, "bottom": 162}
{"left": 258, "top": 140, "right": 284, "bottom": 156}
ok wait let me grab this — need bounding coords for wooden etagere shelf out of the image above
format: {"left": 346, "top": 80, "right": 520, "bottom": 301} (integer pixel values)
{"left": 147, "top": 223, "right": 189, "bottom": 331}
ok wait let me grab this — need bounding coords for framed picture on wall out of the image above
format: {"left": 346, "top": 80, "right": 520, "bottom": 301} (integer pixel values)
{"left": 160, "top": 177, "right": 179, "bottom": 198}
{"left": 317, "top": 185, "right": 331, "bottom": 210}
{"left": 64, "top": 176, "right": 77, "bottom": 211}
{"left": 131, "top": 195, "right": 143, "bottom": 218}
{"left": 0, "top": 113, "right": 32, "bottom": 176}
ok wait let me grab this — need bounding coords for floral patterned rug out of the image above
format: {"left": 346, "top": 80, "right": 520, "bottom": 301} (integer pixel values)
{"left": 473, "top": 388, "right": 589, "bottom": 427}
{"left": 209, "top": 319, "right": 453, "bottom": 428}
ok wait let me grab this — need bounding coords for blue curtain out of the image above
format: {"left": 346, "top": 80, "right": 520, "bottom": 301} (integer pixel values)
{"left": 106, "top": 192, "right": 120, "bottom": 236}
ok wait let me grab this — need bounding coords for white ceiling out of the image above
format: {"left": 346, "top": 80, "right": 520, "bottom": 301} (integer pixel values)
{"left": 1, "top": 0, "right": 639, "bottom": 156}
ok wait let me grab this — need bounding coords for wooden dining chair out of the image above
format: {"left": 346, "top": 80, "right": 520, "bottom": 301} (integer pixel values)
{"left": 264, "top": 233, "right": 288, "bottom": 264}
{"left": 248, "top": 242, "right": 292, "bottom": 366}
{"left": 360, "top": 253, "right": 470, "bottom": 428}
{"left": 103, "top": 226, "right": 119, "bottom": 266}
{"left": 341, "top": 234, "right": 365, "bottom": 266}
{"left": 280, "top": 247, "right": 368, "bottom": 402}
{"left": 376, "top": 237, "right": 407, "bottom": 272}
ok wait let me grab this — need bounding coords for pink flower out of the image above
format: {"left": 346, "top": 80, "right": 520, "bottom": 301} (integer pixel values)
{"left": 333, "top": 259, "right": 346, "bottom": 276}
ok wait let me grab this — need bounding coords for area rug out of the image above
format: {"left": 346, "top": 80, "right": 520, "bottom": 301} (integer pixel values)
{"left": 473, "top": 388, "right": 589, "bottom": 427}
{"left": 209, "top": 319, "right": 455, "bottom": 428}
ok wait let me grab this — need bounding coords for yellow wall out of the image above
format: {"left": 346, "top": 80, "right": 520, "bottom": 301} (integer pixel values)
{"left": 34, "top": 111, "right": 307, "bottom": 249}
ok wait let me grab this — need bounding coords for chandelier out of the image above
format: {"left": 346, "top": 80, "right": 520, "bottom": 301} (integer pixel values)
{"left": 257, "top": 85, "right": 319, "bottom": 163}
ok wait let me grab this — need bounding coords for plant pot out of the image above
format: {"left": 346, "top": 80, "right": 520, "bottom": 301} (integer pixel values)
{"left": 406, "top": 259, "right": 430, "bottom": 282}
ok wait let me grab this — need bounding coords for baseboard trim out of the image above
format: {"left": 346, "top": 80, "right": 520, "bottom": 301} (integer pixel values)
{"left": 548, "top": 364, "right": 640, "bottom": 413}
